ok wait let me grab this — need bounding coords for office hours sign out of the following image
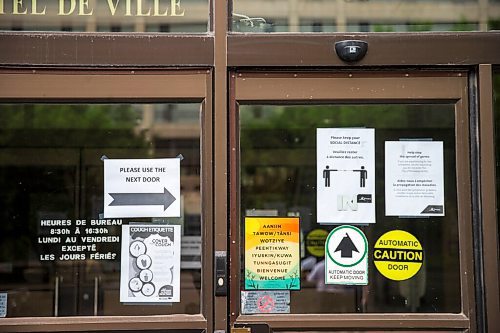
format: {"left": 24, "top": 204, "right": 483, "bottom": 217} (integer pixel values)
{"left": 385, "top": 141, "right": 444, "bottom": 217}
{"left": 317, "top": 128, "right": 375, "bottom": 224}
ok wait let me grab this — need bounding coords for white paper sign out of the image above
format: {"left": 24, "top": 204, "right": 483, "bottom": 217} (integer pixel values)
{"left": 385, "top": 141, "right": 445, "bottom": 216}
{"left": 317, "top": 128, "right": 375, "bottom": 224}
{"left": 0, "top": 293, "right": 6, "bottom": 317}
{"left": 120, "top": 224, "right": 181, "bottom": 303}
{"left": 104, "top": 158, "right": 180, "bottom": 218}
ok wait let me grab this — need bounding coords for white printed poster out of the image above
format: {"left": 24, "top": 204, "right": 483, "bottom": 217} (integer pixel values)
{"left": 317, "top": 128, "right": 375, "bottom": 224}
{"left": 120, "top": 224, "right": 181, "bottom": 303}
{"left": 104, "top": 158, "right": 180, "bottom": 218}
{"left": 385, "top": 141, "right": 444, "bottom": 216}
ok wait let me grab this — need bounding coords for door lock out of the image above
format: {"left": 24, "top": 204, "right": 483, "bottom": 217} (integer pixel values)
{"left": 215, "top": 251, "right": 227, "bottom": 296}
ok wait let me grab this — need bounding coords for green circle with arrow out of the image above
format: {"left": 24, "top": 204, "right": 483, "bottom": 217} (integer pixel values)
{"left": 325, "top": 225, "right": 368, "bottom": 268}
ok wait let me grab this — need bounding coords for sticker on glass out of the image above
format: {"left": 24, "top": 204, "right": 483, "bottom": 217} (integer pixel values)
{"left": 241, "top": 290, "right": 290, "bottom": 314}
{"left": 244, "top": 217, "right": 300, "bottom": 290}
{"left": 305, "top": 229, "right": 329, "bottom": 257}
{"left": 325, "top": 225, "right": 368, "bottom": 285}
{"left": 373, "top": 230, "right": 423, "bottom": 281}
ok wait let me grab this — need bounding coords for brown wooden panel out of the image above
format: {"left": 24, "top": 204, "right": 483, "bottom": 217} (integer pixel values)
{"left": 0, "top": 314, "right": 207, "bottom": 332}
{"left": 0, "top": 72, "right": 207, "bottom": 99}
{"left": 228, "top": 33, "right": 500, "bottom": 66}
{"left": 235, "top": 313, "right": 470, "bottom": 329}
{"left": 478, "top": 65, "right": 500, "bottom": 333}
{"left": 0, "top": 33, "right": 213, "bottom": 66}
{"left": 234, "top": 73, "right": 466, "bottom": 101}
{"left": 213, "top": 0, "right": 229, "bottom": 330}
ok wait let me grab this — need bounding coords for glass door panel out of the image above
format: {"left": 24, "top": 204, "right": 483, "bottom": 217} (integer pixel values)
{"left": 0, "top": 103, "right": 202, "bottom": 317}
{"left": 239, "top": 104, "right": 460, "bottom": 313}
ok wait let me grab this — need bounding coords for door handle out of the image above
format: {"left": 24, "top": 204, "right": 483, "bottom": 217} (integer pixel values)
{"left": 93, "top": 276, "right": 99, "bottom": 316}
{"left": 53, "top": 275, "right": 60, "bottom": 317}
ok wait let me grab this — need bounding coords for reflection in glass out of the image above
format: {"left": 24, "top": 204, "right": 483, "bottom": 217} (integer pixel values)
{"left": 239, "top": 105, "right": 461, "bottom": 313}
{"left": 232, "top": 0, "right": 499, "bottom": 32}
{"left": 0, "top": 0, "right": 209, "bottom": 33}
{"left": 0, "top": 104, "right": 202, "bottom": 316}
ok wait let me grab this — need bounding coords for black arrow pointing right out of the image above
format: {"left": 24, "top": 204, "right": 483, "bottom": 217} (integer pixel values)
{"left": 108, "top": 187, "right": 176, "bottom": 211}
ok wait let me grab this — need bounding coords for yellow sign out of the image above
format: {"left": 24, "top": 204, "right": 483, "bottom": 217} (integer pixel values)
{"left": 244, "top": 217, "right": 300, "bottom": 290}
{"left": 373, "top": 230, "right": 423, "bottom": 281}
{"left": 305, "top": 229, "right": 328, "bottom": 257}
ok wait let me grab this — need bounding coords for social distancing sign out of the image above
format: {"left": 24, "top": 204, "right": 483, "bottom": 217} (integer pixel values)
{"left": 373, "top": 230, "right": 423, "bottom": 281}
{"left": 317, "top": 128, "right": 376, "bottom": 224}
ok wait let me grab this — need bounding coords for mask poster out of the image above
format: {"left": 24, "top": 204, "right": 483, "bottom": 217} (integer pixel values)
{"left": 316, "top": 128, "right": 376, "bottom": 224}
{"left": 120, "top": 224, "right": 181, "bottom": 303}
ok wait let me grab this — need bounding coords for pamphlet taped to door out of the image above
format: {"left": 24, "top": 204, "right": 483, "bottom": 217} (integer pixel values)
{"left": 385, "top": 141, "right": 444, "bottom": 216}
{"left": 120, "top": 224, "right": 181, "bottom": 303}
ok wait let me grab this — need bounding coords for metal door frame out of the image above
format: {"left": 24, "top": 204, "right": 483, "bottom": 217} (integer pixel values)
{"left": 0, "top": 68, "right": 214, "bottom": 332}
{"left": 228, "top": 70, "right": 475, "bottom": 331}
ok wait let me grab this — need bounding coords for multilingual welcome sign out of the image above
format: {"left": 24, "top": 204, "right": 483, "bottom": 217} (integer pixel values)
{"left": 244, "top": 217, "right": 300, "bottom": 290}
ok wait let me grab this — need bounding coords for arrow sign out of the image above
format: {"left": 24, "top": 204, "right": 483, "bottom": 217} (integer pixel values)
{"left": 109, "top": 187, "right": 176, "bottom": 211}
{"left": 325, "top": 226, "right": 368, "bottom": 285}
{"left": 104, "top": 158, "right": 180, "bottom": 218}
{"left": 334, "top": 233, "right": 359, "bottom": 258}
